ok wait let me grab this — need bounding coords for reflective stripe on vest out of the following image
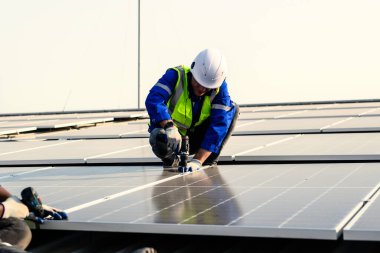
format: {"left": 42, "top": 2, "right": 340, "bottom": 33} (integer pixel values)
{"left": 167, "top": 65, "right": 219, "bottom": 135}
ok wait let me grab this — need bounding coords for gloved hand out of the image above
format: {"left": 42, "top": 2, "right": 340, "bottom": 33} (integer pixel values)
{"left": 186, "top": 159, "right": 202, "bottom": 172}
{"left": 1, "top": 196, "right": 29, "bottom": 219}
{"left": 165, "top": 126, "right": 182, "bottom": 152}
{"left": 42, "top": 204, "right": 68, "bottom": 220}
{"left": 25, "top": 204, "right": 69, "bottom": 224}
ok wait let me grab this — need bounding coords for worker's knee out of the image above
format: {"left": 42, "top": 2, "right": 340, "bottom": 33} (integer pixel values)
{"left": 14, "top": 221, "right": 31, "bottom": 251}
{"left": 0, "top": 218, "right": 32, "bottom": 251}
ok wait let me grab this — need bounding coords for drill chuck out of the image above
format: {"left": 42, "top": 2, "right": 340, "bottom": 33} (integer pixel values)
{"left": 179, "top": 136, "right": 189, "bottom": 169}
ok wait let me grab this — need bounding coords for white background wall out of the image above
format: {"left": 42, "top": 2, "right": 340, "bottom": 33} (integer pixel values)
{"left": 0, "top": 0, "right": 138, "bottom": 113}
{"left": 1, "top": 0, "right": 379, "bottom": 114}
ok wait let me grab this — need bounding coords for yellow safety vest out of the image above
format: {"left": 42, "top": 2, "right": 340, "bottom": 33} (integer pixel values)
{"left": 167, "top": 65, "right": 219, "bottom": 136}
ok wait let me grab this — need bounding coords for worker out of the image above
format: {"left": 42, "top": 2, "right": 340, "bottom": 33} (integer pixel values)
{"left": 0, "top": 186, "right": 67, "bottom": 253}
{"left": 0, "top": 186, "right": 31, "bottom": 252}
{"left": 146, "top": 48, "right": 239, "bottom": 171}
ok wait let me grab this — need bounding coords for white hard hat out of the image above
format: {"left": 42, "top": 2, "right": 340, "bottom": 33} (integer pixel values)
{"left": 190, "top": 48, "right": 227, "bottom": 89}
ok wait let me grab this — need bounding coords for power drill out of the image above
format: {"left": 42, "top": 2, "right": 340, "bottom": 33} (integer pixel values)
{"left": 21, "top": 187, "right": 45, "bottom": 219}
{"left": 21, "top": 187, "right": 68, "bottom": 223}
{"left": 178, "top": 135, "right": 189, "bottom": 173}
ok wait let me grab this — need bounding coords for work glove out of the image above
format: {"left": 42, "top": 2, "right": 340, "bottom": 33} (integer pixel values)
{"left": 185, "top": 159, "right": 202, "bottom": 172}
{"left": 1, "top": 196, "right": 29, "bottom": 219}
{"left": 41, "top": 204, "right": 68, "bottom": 221}
{"left": 165, "top": 126, "right": 182, "bottom": 152}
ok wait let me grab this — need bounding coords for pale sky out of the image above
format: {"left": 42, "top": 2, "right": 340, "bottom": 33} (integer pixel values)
{"left": 0, "top": 0, "right": 379, "bottom": 114}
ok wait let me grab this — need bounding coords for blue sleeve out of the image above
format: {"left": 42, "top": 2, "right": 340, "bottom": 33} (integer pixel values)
{"left": 145, "top": 69, "right": 178, "bottom": 131}
{"left": 200, "top": 81, "right": 236, "bottom": 153}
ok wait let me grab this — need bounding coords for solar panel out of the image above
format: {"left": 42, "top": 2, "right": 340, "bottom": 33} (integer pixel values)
{"left": 0, "top": 126, "right": 37, "bottom": 136}
{"left": 237, "top": 110, "right": 307, "bottom": 120}
{"left": 0, "top": 139, "right": 153, "bottom": 165}
{"left": 0, "top": 135, "right": 282, "bottom": 166}
{"left": 0, "top": 111, "right": 148, "bottom": 134}
{"left": 326, "top": 102, "right": 380, "bottom": 110}
{"left": 37, "top": 121, "right": 149, "bottom": 140}
{"left": 82, "top": 111, "right": 148, "bottom": 120}
{"left": 3, "top": 131, "right": 379, "bottom": 165}
{"left": 344, "top": 190, "right": 380, "bottom": 241}
{"left": 88, "top": 135, "right": 301, "bottom": 164}
{"left": 0, "top": 115, "right": 38, "bottom": 122}
{"left": 358, "top": 108, "right": 380, "bottom": 117}
{"left": 234, "top": 133, "right": 380, "bottom": 162}
{"left": 0, "top": 118, "right": 114, "bottom": 130}
{"left": 0, "top": 139, "right": 71, "bottom": 156}
{"left": 238, "top": 107, "right": 378, "bottom": 121}
{"left": 10, "top": 163, "right": 379, "bottom": 240}
{"left": 239, "top": 102, "right": 380, "bottom": 114}
{"left": 220, "top": 135, "right": 299, "bottom": 160}
{"left": 0, "top": 166, "right": 52, "bottom": 178}
{"left": 322, "top": 116, "right": 380, "bottom": 133}
{"left": 284, "top": 108, "right": 376, "bottom": 118}
{"left": 233, "top": 117, "right": 351, "bottom": 135}
{"left": 241, "top": 103, "right": 333, "bottom": 113}
{"left": 0, "top": 111, "right": 147, "bottom": 121}
{"left": 2, "top": 102, "right": 380, "bottom": 245}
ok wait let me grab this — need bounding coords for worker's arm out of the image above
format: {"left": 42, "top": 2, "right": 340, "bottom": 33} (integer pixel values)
{"left": 159, "top": 119, "right": 173, "bottom": 128}
{"left": 145, "top": 69, "right": 178, "bottom": 130}
{"left": 185, "top": 148, "right": 212, "bottom": 171}
{"left": 193, "top": 148, "right": 212, "bottom": 164}
{"left": 0, "top": 186, "right": 12, "bottom": 202}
